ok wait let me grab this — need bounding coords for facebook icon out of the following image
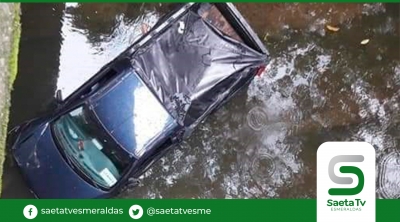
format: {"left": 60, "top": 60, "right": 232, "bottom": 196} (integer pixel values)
{"left": 23, "top": 205, "right": 38, "bottom": 219}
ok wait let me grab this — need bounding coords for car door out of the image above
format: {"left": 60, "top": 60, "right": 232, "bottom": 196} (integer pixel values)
{"left": 117, "top": 138, "right": 176, "bottom": 195}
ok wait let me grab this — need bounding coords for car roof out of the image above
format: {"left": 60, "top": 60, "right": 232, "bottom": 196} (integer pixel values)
{"left": 90, "top": 70, "right": 179, "bottom": 158}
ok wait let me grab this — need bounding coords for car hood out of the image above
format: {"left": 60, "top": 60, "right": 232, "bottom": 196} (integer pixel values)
{"left": 13, "top": 123, "right": 107, "bottom": 199}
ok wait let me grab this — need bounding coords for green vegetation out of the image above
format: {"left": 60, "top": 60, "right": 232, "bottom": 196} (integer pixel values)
{"left": 8, "top": 4, "right": 21, "bottom": 88}
{"left": 0, "top": 3, "right": 21, "bottom": 195}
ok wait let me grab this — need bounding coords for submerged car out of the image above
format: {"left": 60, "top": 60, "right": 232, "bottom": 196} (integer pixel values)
{"left": 8, "top": 2, "right": 269, "bottom": 198}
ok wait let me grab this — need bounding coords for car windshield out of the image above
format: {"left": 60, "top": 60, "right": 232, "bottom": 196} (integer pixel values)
{"left": 53, "top": 105, "right": 132, "bottom": 189}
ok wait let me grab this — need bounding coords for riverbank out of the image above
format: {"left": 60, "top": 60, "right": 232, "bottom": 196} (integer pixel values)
{"left": 0, "top": 3, "right": 21, "bottom": 195}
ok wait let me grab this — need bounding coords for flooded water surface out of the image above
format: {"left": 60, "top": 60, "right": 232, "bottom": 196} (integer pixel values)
{"left": 1, "top": 3, "right": 399, "bottom": 199}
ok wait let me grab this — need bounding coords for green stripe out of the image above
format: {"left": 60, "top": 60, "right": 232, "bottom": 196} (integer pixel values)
{"left": 0, "top": 199, "right": 397, "bottom": 221}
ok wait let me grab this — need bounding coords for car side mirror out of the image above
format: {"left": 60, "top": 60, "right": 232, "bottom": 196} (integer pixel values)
{"left": 126, "top": 177, "right": 140, "bottom": 189}
{"left": 55, "top": 89, "right": 63, "bottom": 104}
{"left": 119, "top": 177, "right": 140, "bottom": 194}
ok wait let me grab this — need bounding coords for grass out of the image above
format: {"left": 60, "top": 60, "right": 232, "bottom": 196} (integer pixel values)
{"left": 0, "top": 3, "right": 21, "bottom": 196}
{"left": 8, "top": 3, "right": 21, "bottom": 89}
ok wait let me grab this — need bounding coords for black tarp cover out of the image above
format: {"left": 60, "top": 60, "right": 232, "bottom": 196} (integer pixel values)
{"left": 130, "top": 10, "right": 267, "bottom": 127}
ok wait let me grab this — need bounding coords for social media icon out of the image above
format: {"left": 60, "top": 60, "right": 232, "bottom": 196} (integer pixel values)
{"left": 129, "top": 205, "right": 143, "bottom": 219}
{"left": 23, "top": 204, "right": 38, "bottom": 219}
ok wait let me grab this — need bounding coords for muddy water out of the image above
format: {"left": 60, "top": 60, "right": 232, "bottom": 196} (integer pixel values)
{"left": 1, "top": 3, "right": 399, "bottom": 199}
